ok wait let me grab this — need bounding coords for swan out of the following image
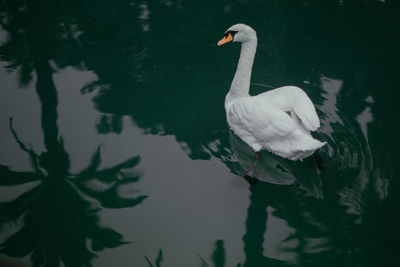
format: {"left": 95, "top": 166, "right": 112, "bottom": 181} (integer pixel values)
{"left": 218, "top": 23, "right": 326, "bottom": 161}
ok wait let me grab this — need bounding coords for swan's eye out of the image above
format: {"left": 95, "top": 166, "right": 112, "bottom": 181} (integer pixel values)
{"left": 225, "top": 30, "right": 238, "bottom": 38}
{"left": 218, "top": 30, "right": 238, "bottom": 46}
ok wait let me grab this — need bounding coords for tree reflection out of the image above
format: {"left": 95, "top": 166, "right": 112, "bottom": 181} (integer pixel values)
{"left": 0, "top": 70, "right": 146, "bottom": 266}
{"left": 1, "top": 0, "right": 399, "bottom": 266}
{"left": 0, "top": 1, "right": 146, "bottom": 265}
{"left": 242, "top": 183, "right": 298, "bottom": 267}
{"left": 203, "top": 178, "right": 365, "bottom": 266}
{"left": 0, "top": 74, "right": 146, "bottom": 266}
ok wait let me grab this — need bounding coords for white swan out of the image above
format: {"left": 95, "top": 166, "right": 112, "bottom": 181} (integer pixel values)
{"left": 218, "top": 24, "right": 326, "bottom": 161}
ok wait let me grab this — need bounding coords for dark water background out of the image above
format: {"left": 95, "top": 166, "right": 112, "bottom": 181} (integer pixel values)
{"left": 0, "top": 0, "right": 399, "bottom": 266}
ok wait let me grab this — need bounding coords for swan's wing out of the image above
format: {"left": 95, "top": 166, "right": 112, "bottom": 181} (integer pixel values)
{"left": 257, "top": 86, "right": 320, "bottom": 131}
{"left": 228, "top": 98, "right": 295, "bottom": 140}
{"left": 292, "top": 92, "right": 320, "bottom": 131}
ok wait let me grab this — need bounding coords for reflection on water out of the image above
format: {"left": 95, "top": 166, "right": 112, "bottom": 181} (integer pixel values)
{"left": 226, "top": 130, "right": 323, "bottom": 199}
{"left": 0, "top": 76, "right": 146, "bottom": 266}
{"left": 0, "top": 0, "right": 400, "bottom": 266}
{"left": 229, "top": 131, "right": 296, "bottom": 185}
{"left": 0, "top": 19, "right": 146, "bottom": 264}
{"left": 318, "top": 75, "right": 374, "bottom": 175}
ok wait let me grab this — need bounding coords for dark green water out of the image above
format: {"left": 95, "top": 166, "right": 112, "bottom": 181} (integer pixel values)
{"left": 0, "top": 0, "right": 399, "bottom": 266}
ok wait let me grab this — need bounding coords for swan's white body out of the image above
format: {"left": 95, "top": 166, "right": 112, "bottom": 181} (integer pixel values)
{"left": 219, "top": 24, "right": 326, "bottom": 160}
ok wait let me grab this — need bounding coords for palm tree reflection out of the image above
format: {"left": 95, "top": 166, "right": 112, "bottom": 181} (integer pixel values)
{"left": 0, "top": 1, "right": 146, "bottom": 262}
{"left": 0, "top": 0, "right": 398, "bottom": 266}
{"left": 1, "top": 112, "right": 146, "bottom": 267}
{"left": 0, "top": 118, "right": 146, "bottom": 266}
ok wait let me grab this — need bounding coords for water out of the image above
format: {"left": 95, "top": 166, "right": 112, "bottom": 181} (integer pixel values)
{"left": 0, "top": 0, "right": 399, "bottom": 266}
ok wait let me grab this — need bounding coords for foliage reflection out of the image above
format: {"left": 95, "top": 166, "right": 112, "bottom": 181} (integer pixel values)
{"left": 0, "top": 1, "right": 146, "bottom": 264}
{"left": 0, "top": 0, "right": 399, "bottom": 266}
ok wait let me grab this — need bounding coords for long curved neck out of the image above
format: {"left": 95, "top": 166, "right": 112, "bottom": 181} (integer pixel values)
{"left": 226, "top": 39, "right": 257, "bottom": 106}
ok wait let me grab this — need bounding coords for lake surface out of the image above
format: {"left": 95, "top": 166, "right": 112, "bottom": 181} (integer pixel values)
{"left": 0, "top": 0, "right": 399, "bottom": 266}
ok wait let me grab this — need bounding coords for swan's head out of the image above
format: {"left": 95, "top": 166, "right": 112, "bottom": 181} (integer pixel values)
{"left": 217, "top": 23, "right": 257, "bottom": 46}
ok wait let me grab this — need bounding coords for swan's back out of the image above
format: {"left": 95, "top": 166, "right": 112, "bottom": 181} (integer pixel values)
{"left": 256, "top": 86, "right": 320, "bottom": 131}
{"left": 226, "top": 86, "right": 325, "bottom": 160}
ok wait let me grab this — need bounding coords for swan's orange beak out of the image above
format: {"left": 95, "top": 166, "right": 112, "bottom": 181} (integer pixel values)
{"left": 217, "top": 33, "right": 233, "bottom": 46}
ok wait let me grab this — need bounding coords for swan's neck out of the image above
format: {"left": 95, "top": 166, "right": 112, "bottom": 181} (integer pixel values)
{"left": 225, "top": 39, "right": 257, "bottom": 107}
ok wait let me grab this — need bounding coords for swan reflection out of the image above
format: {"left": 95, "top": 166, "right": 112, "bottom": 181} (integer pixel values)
{"left": 229, "top": 131, "right": 295, "bottom": 185}
{"left": 228, "top": 130, "right": 323, "bottom": 199}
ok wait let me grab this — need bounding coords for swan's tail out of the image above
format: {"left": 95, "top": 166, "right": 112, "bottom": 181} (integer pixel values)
{"left": 268, "top": 130, "right": 326, "bottom": 161}
{"left": 289, "top": 139, "right": 326, "bottom": 160}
